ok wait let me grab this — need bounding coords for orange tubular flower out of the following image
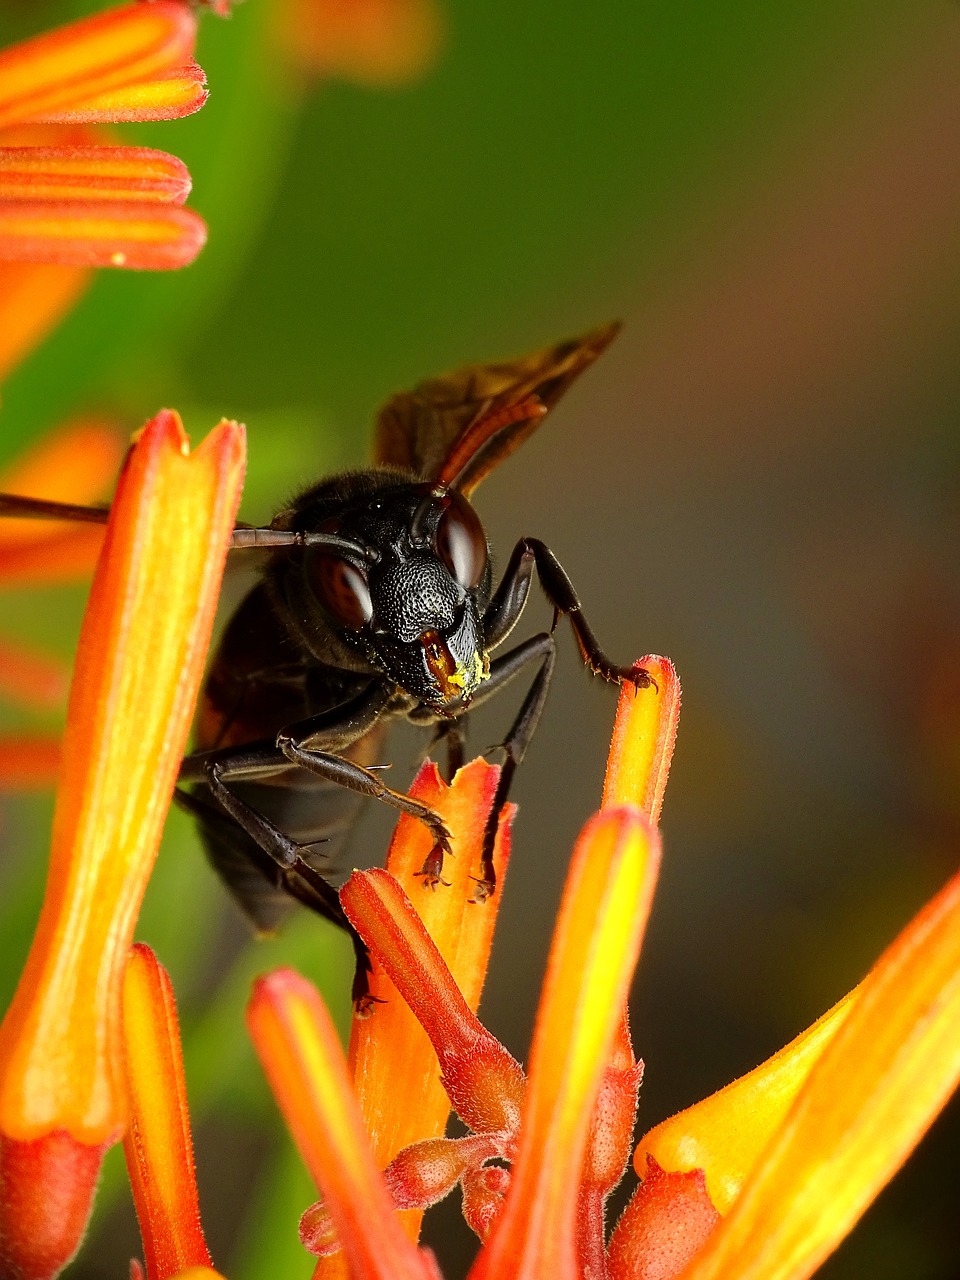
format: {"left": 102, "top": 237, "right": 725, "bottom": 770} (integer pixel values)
{"left": 3, "top": 440, "right": 957, "bottom": 1280}
{"left": 239, "top": 636, "right": 960, "bottom": 1280}
{"left": 248, "top": 968, "right": 442, "bottom": 1280}
{"left": 622, "top": 871, "right": 960, "bottom": 1280}
{"left": 0, "top": 411, "right": 244, "bottom": 1280}
{"left": 602, "top": 655, "right": 681, "bottom": 820}
{"left": 244, "top": 658, "right": 668, "bottom": 1276}
{"left": 122, "top": 944, "right": 215, "bottom": 1280}
{"left": 0, "top": 1, "right": 212, "bottom": 354}
{"left": 348, "top": 763, "right": 513, "bottom": 1200}
{"left": 467, "top": 808, "right": 660, "bottom": 1280}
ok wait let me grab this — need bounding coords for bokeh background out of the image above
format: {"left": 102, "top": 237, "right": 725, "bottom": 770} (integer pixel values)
{"left": 2, "top": 0, "right": 960, "bottom": 1275}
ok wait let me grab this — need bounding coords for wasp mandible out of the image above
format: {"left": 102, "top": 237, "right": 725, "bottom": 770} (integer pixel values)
{"left": 0, "top": 323, "right": 651, "bottom": 998}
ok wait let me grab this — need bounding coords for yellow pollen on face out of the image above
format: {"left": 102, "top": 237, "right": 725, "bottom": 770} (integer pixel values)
{"left": 448, "top": 652, "right": 488, "bottom": 692}
{"left": 447, "top": 664, "right": 469, "bottom": 691}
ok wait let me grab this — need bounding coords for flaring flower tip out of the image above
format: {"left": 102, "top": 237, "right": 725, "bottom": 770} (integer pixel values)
{"left": 669, "top": 867, "right": 960, "bottom": 1280}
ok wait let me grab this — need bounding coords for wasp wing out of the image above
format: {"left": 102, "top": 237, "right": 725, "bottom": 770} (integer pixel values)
{"left": 374, "top": 321, "right": 621, "bottom": 495}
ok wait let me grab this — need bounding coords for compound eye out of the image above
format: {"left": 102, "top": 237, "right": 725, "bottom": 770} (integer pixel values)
{"left": 436, "top": 492, "right": 487, "bottom": 589}
{"left": 308, "top": 553, "right": 374, "bottom": 629}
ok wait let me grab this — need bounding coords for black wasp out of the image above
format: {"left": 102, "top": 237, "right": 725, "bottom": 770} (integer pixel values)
{"left": 0, "top": 323, "right": 651, "bottom": 1000}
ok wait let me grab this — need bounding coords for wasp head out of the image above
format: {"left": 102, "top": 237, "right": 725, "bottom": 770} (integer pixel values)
{"left": 277, "top": 478, "right": 492, "bottom": 715}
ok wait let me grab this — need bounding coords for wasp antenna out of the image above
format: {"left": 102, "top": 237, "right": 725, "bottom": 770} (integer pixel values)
{"left": 230, "top": 527, "right": 305, "bottom": 549}
{"left": 301, "top": 531, "right": 378, "bottom": 562}
{"left": 0, "top": 492, "right": 111, "bottom": 525}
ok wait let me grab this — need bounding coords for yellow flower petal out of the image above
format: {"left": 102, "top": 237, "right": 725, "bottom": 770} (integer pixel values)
{"left": 638, "top": 991, "right": 856, "bottom": 1215}
{"left": 676, "top": 869, "right": 960, "bottom": 1280}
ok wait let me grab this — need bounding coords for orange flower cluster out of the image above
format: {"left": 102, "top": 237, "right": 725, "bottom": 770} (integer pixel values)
{"left": 242, "top": 663, "right": 960, "bottom": 1280}
{"left": 0, "top": 411, "right": 958, "bottom": 1278}
{"left": 0, "top": 0, "right": 215, "bottom": 382}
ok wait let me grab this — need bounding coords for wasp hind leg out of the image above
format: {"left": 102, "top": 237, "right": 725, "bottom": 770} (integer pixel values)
{"left": 484, "top": 536, "right": 656, "bottom": 690}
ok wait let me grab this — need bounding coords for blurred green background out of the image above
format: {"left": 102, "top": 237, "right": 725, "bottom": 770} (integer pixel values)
{"left": 2, "top": 0, "right": 960, "bottom": 1275}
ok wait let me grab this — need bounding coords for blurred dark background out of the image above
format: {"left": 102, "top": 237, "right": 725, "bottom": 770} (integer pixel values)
{"left": 1, "top": 0, "right": 959, "bottom": 1275}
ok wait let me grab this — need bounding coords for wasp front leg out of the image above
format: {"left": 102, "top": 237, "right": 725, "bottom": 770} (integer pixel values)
{"left": 469, "top": 540, "right": 654, "bottom": 895}
{"left": 275, "top": 726, "right": 454, "bottom": 873}
{"left": 485, "top": 537, "right": 656, "bottom": 690}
